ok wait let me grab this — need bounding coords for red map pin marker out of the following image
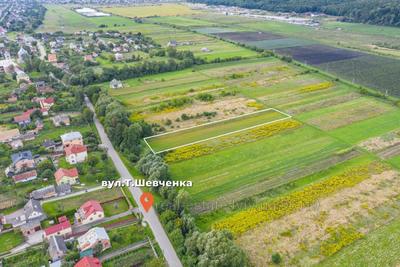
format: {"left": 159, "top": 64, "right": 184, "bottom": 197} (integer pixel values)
{"left": 140, "top": 192, "right": 154, "bottom": 212}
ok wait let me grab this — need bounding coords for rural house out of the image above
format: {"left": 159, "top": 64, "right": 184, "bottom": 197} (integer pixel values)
{"left": 54, "top": 167, "right": 79, "bottom": 185}
{"left": 30, "top": 185, "right": 57, "bottom": 200}
{"left": 52, "top": 114, "right": 70, "bottom": 127}
{"left": 74, "top": 256, "right": 102, "bottom": 267}
{"left": 44, "top": 216, "right": 72, "bottom": 239}
{"left": 61, "top": 131, "right": 83, "bottom": 148}
{"left": 65, "top": 144, "right": 87, "bottom": 164}
{"left": 109, "top": 79, "right": 123, "bottom": 89}
{"left": 48, "top": 235, "right": 68, "bottom": 261}
{"left": 12, "top": 169, "right": 37, "bottom": 183}
{"left": 77, "top": 227, "right": 111, "bottom": 252}
{"left": 75, "top": 200, "right": 104, "bottom": 225}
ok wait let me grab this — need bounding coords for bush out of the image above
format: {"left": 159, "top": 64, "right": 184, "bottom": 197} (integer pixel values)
{"left": 271, "top": 253, "right": 282, "bottom": 264}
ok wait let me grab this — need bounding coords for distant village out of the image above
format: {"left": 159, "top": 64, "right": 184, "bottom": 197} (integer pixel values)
{"left": 0, "top": 9, "right": 153, "bottom": 267}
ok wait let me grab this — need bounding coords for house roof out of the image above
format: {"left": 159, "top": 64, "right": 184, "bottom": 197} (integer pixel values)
{"left": 14, "top": 112, "right": 31, "bottom": 123}
{"left": 44, "top": 218, "right": 71, "bottom": 236}
{"left": 54, "top": 167, "right": 79, "bottom": 182}
{"left": 49, "top": 235, "right": 67, "bottom": 254}
{"left": 65, "top": 144, "right": 87, "bottom": 156}
{"left": 48, "top": 53, "right": 57, "bottom": 62}
{"left": 24, "top": 199, "right": 45, "bottom": 219}
{"left": 12, "top": 170, "right": 37, "bottom": 182}
{"left": 11, "top": 150, "right": 32, "bottom": 164}
{"left": 0, "top": 128, "right": 20, "bottom": 142}
{"left": 80, "top": 200, "right": 103, "bottom": 219}
{"left": 74, "top": 256, "right": 102, "bottom": 267}
{"left": 42, "top": 97, "right": 55, "bottom": 104}
{"left": 14, "top": 109, "right": 37, "bottom": 123}
{"left": 55, "top": 183, "right": 72, "bottom": 194}
{"left": 60, "top": 132, "right": 82, "bottom": 143}
{"left": 30, "top": 185, "right": 56, "bottom": 200}
{"left": 42, "top": 139, "right": 56, "bottom": 148}
{"left": 77, "top": 227, "right": 109, "bottom": 251}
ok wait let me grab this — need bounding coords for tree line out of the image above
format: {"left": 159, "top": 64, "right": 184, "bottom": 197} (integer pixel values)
{"left": 188, "top": 0, "right": 400, "bottom": 27}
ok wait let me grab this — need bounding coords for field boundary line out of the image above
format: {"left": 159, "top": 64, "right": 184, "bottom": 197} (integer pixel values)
{"left": 144, "top": 108, "right": 292, "bottom": 154}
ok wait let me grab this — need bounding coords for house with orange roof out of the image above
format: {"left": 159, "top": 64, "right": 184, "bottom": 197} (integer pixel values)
{"left": 54, "top": 167, "right": 79, "bottom": 185}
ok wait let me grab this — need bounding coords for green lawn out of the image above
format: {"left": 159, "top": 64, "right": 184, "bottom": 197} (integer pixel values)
{"left": 42, "top": 187, "right": 123, "bottom": 219}
{"left": 102, "top": 198, "right": 130, "bottom": 217}
{"left": 0, "top": 231, "right": 24, "bottom": 253}
{"left": 147, "top": 108, "right": 288, "bottom": 152}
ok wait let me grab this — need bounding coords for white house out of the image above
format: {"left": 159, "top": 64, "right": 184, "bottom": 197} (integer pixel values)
{"left": 64, "top": 144, "right": 87, "bottom": 164}
{"left": 77, "top": 227, "right": 111, "bottom": 252}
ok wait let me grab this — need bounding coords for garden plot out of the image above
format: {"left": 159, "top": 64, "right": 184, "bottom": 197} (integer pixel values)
{"left": 275, "top": 44, "right": 364, "bottom": 65}
{"left": 145, "top": 108, "right": 290, "bottom": 153}
{"left": 214, "top": 31, "right": 284, "bottom": 42}
{"left": 247, "top": 38, "right": 315, "bottom": 50}
{"left": 298, "top": 97, "right": 393, "bottom": 131}
{"left": 236, "top": 162, "right": 400, "bottom": 266}
{"left": 145, "top": 97, "right": 262, "bottom": 131}
{"left": 318, "top": 54, "right": 400, "bottom": 96}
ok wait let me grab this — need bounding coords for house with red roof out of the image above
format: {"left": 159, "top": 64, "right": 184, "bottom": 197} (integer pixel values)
{"left": 74, "top": 256, "right": 102, "bottom": 267}
{"left": 75, "top": 200, "right": 104, "bottom": 225}
{"left": 44, "top": 216, "right": 72, "bottom": 239}
{"left": 65, "top": 144, "right": 87, "bottom": 164}
{"left": 12, "top": 170, "right": 37, "bottom": 183}
{"left": 14, "top": 108, "right": 37, "bottom": 126}
{"left": 39, "top": 97, "right": 55, "bottom": 110}
{"left": 14, "top": 113, "right": 31, "bottom": 126}
{"left": 54, "top": 167, "right": 79, "bottom": 185}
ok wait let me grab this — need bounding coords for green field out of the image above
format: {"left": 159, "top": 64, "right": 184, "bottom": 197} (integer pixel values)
{"left": 147, "top": 108, "right": 288, "bottom": 152}
{"left": 170, "top": 125, "right": 349, "bottom": 203}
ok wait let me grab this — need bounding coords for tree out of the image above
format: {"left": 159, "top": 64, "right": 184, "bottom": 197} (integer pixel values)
{"left": 185, "top": 230, "right": 249, "bottom": 267}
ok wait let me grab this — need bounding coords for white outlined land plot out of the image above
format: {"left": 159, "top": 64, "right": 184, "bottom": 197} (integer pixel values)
{"left": 144, "top": 108, "right": 292, "bottom": 154}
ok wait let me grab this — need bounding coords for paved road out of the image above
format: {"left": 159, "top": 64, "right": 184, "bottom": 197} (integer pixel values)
{"left": 99, "top": 240, "right": 149, "bottom": 262}
{"left": 37, "top": 41, "right": 46, "bottom": 60}
{"left": 85, "top": 96, "right": 182, "bottom": 267}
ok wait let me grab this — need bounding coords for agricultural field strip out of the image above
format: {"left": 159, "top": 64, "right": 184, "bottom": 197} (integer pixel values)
{"left": 144, "top": 108, "right": 291, "bottom": 154}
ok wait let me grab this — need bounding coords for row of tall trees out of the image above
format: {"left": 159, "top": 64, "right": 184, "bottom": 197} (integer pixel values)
{"left": 189, "top": 0, "right": 400, "bottom": 27}
{"left": 87, "top": 87, "right": 152, "bottom": 162}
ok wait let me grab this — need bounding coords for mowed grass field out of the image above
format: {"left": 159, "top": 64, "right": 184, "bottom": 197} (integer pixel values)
{"left": 102, "top": 4, "right": 199, "bottom": 18}
{"left": 146, "top": 108, "right": 288, "bottom": 152}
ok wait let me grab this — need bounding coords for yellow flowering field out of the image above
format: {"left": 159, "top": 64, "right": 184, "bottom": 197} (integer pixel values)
{"left": 213, "top": 162, "right": 387, "bottom": 235}
{"left": 299, "top": 81, "right": 334, "bottom": 93}
{"left": 165, "top": 120, "right": 302, "bottom": 162}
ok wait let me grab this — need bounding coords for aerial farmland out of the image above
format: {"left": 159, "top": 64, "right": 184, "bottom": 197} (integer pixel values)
{"left": 2, "top": 1, "right": 400, "bottom": 266}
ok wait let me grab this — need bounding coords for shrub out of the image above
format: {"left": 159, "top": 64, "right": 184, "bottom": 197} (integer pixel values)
{"left": 271, "top": 253, "right": 282, "bottom": 264}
